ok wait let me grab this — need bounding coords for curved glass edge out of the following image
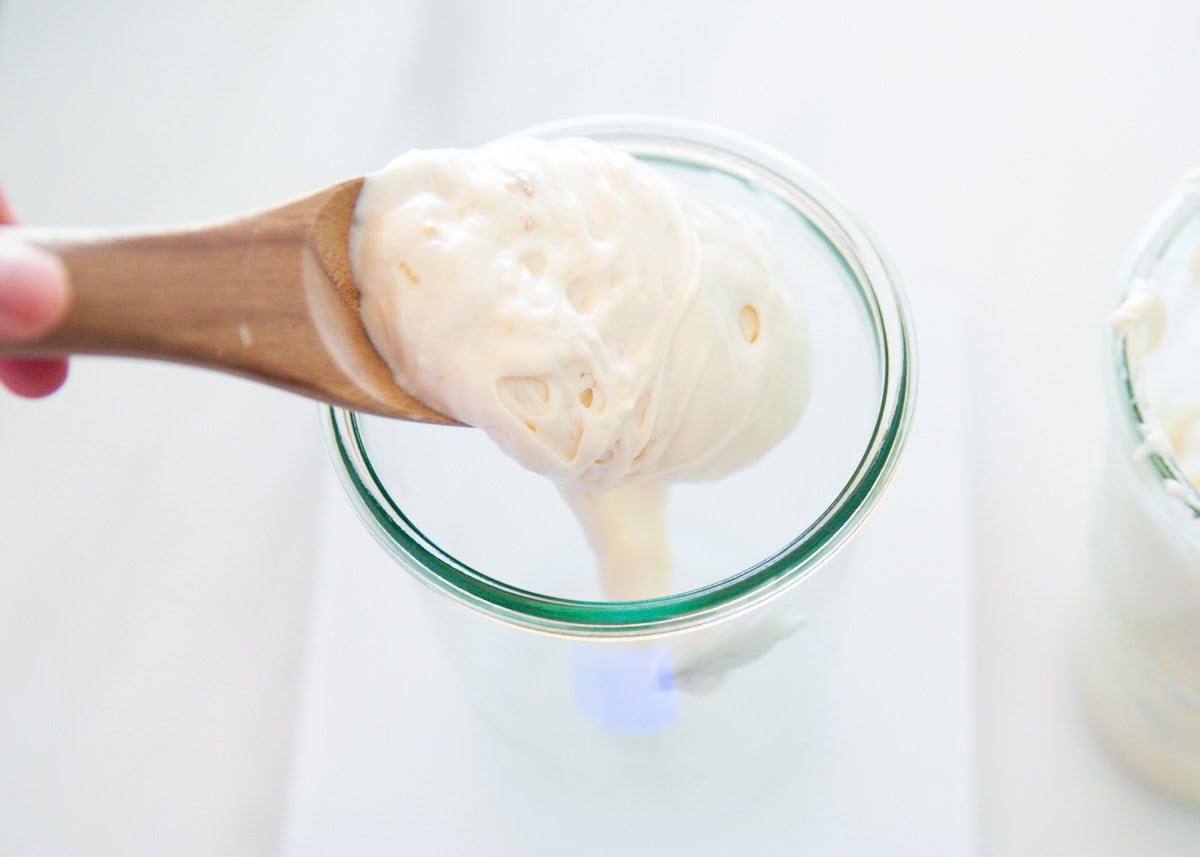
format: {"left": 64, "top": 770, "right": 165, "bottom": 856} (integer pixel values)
{"left": 325, "top": 116, "right": 919, "bottom": 639}
{"left": 1109, "top": 174, "right": 1200, "bottom": 525}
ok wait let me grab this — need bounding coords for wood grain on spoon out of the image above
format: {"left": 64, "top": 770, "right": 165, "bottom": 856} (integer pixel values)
{"left": 0, "top": 179, "right": 459, "bottom": 424}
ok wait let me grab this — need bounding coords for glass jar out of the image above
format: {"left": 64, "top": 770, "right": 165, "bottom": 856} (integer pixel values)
{"left": 324, "top": 116, "right": 916, "bottom": 828}
{"left": 1079, "top": 171, "right": 1200, "bottom": 805}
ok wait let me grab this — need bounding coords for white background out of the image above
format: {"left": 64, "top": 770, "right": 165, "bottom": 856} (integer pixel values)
{"left": 1, "top": 1, "right": 1199, "bottom": 854}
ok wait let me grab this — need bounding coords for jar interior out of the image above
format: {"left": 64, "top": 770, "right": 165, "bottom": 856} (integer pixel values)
{"left": 1140, "top": 212, "right": 1200, "bottom": 467}
{"left": 1117, "top": 186, "right": 1200, "bottom": 515}
{"left": 348, "top": 143, "right": 886, "bottom": 603}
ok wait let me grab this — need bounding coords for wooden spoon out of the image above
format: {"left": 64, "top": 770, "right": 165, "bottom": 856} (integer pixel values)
{"left": 0, "top": 179, "right": 458, "bottom": 424}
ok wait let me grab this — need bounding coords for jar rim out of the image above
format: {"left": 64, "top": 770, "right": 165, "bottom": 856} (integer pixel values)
{"left": 325, "top": 115, "right": 918, "bottom": 639}
{"left": 1108, "top": 170, "right": 1200, "bottom": 523}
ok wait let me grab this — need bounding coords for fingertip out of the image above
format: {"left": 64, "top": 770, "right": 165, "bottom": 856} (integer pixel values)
{"left": 0, "top": 357, "right": 69, "bottom": 397}
{"left": 0, "top": 240, "right": 71, "bottom": 342}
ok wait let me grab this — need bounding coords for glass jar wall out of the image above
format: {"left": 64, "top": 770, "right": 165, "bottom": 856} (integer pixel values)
{"left": 325, "top": 116, "right": 916, "bottom": 827}
{"left": 1080, "top": 173, "right": 1200, "bottom": 805}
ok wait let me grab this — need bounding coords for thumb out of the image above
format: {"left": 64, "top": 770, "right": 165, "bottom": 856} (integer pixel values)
{"left": 0, "top": 240, "right": 70, "bottom": 343}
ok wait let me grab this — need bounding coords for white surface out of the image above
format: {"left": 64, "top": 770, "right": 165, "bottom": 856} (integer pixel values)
{"left": 2, "top": 1, "right": 1200, "bottom": 854}
{"left": 284, "top": 293, "right": 974, "bottom": 856}
{"left": 0, "top": 364, "right": 323, "bottom": 856}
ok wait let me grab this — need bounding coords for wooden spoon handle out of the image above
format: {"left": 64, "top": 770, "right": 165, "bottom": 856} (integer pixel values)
{"left": 0, "top": 182, "right": 455, "bottom": 424}
{"left": 3, "top": 217, "right": 300, "bottom": 360}
{"left": 2, "top": 199, "right": 318, "bottom": 372}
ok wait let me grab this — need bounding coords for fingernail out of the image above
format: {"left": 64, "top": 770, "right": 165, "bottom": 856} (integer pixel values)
{"left": 0, "top": 240, "right": 70, "bottom": 342}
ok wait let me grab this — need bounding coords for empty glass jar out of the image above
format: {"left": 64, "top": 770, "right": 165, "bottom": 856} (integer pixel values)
{"left": 325, "top": 116, "right": 916, "bottom": 828}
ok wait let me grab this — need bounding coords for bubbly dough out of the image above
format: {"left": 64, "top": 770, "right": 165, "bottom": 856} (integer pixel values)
{"left": 351, "top": 137, "right": 810, "bottom": 598}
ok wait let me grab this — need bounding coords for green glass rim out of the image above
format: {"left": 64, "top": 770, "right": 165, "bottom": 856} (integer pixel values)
{"left": 325, "top": 115, "right": 918, "bottom": 639}
{"left": 1109, "top": 171, "right": 1200, "bottom": 522}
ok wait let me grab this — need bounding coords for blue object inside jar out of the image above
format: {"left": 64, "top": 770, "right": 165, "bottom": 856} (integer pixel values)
{"left": 570, "top": 643, "right": 680, "bottom": 732}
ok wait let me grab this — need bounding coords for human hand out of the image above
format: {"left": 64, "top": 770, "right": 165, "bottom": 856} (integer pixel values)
{"left": 0, "top": 188, "right": 70, "bottom": 396}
